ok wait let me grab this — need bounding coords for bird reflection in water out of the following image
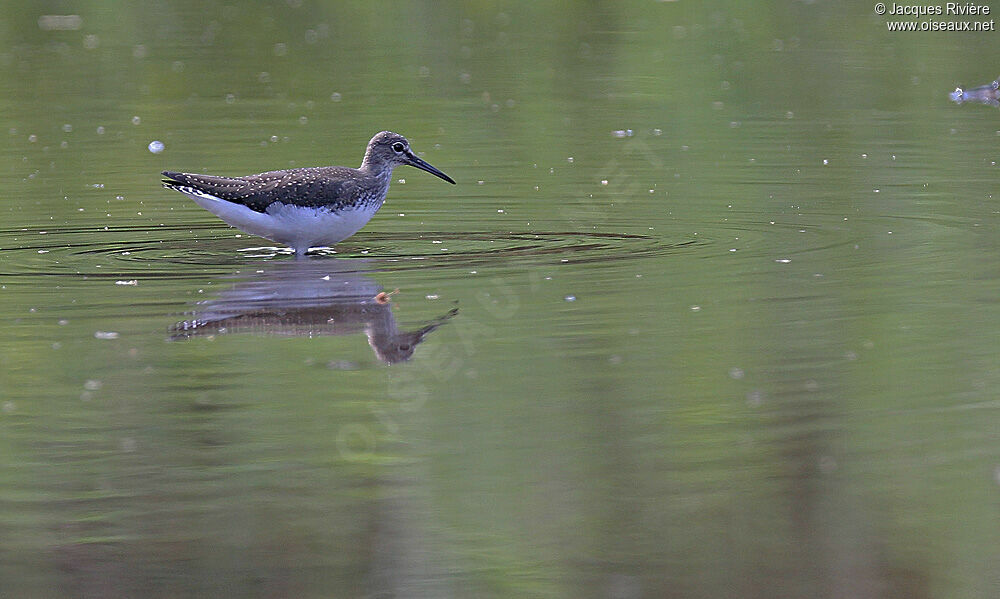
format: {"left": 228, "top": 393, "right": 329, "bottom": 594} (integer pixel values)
{"left": 169, "top": 259, "right": 456, "bottom": 364}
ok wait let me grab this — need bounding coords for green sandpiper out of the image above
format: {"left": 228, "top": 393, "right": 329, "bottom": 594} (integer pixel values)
{"left": 161, "top": 131, "right": 455, "bottom": 257}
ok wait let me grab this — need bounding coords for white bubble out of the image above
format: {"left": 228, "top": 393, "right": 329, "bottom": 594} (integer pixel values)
{"left": 131, "top": 116, "right": 141, "bottom": 125}
{"left": 330, "top": 92, "right": 342, "bottom": 102}
{"left": 148, "top": 140, "right": 164, "bottom": 153}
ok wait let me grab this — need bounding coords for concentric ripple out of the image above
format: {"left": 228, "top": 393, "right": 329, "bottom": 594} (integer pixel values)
{"left": 0, "top": 224, "right": 701, "bottom": 279}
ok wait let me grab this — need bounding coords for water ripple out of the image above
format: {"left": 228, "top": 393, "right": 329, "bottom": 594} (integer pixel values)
{"left": 0, "top": 224, "right": 701, "bottom": 279}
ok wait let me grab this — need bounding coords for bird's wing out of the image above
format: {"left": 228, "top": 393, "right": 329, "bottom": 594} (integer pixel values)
{"left": 162, "top": 168, "right": 361, "bottom": 213}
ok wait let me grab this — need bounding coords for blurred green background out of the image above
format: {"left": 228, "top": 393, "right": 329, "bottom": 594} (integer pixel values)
{"left": 1, "top": 1, "right": 1000, "bottom": 597}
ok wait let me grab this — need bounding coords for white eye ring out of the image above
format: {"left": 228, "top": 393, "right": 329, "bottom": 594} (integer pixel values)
{"left": 391, "top": 142, "right": 406, "bottom": 153}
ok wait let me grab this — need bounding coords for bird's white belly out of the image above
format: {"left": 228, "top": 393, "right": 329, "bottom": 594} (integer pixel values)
{"left": 184, "top": 191, "right": 380, "bottom": 251}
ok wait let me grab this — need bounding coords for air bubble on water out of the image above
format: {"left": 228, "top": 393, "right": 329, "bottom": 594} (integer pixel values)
{"left": 274, "top": 42, "right": 288, "bottom": 56}
{"left": 567, "top": 157, "right": 574, "bottom": 163}
{"left": 60, "top": 141, "right": 68, "bottom": 149}
{"left": 612, "top": 129, "right": 633, "bottom": 138}
{"left": 459, "top": 72, "right": 471, "bottom": 84}
{"left": 397, "top": 179, "right": 405, "bottom": 184}
{"left": 62, "top": 124, "right": 73, "bottom": 133}
{"left": 729, "top": 367, "right": 745, "bottom": 380}
{"left": 299, "top": 116, "right": 308, "bottom": 125}
{"left": 96, "top": 126, "right": 105, "bottom": 135}
{"left": 83, "top": 34, "right": 99, "bottom": 49}
{"left": 28, "top": 134, "right": 37, "bottom": 143}
{"left": 148, "top": 140, "right": 164, "bottom": 153}
{"left": 330, "top": 92, "right": 341, "bottom": 102}
{"left": 270, "top": 135, "right": 279, "bottom": 143}
{"left": 822, "top": 159, "right": 828, "bottom": 165}
{"left": 94, "top": 331, "right": 119, "bottom": 339}
{"left": 601, "top": 180, "right": 608, "bottom": 185}
{"left": 564, "top": 295, "right": 576, "bottom": 302}
{"left": 775, "top": 258, "right": 791, "bottom": 263}
{"left": 225, "top": 93, "right": 236, "bottom": 104}
{"left": 418, "top": 66, "right": 430, "bottom": 77}
{"left": 131, "top": 116, "right": 141, "bottom": 125}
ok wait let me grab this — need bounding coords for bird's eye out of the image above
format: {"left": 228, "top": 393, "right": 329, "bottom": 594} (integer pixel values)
{"left": 391, "top": 142, "right": 406, "bottom": 153}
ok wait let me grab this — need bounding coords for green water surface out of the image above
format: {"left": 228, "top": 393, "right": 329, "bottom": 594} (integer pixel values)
{"left": 2, "top": 1, "right": 1000, "bottom": 597}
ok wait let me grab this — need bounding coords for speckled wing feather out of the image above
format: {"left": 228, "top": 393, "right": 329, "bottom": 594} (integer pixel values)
{"left": 161, "top": 167, "right": 363, "bottom": 213}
